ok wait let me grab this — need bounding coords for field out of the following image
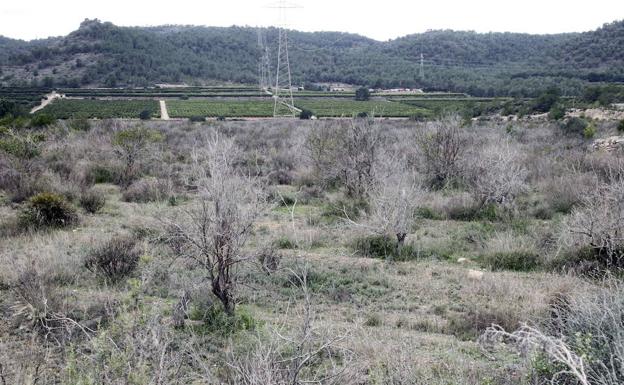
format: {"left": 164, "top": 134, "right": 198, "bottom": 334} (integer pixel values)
{"left": 4, "top": 86, "right": 556, "bottom": 120}
{"left": 295, "top": 98, "right": 431, "bottom": 117}
{"left": 2, "top": 115, "right": 624, "bottom": 384}
{"left": 167, "top": 99, "right": 276, "bottom": 117}
{"left": 35, "top": 99, "right": 160, "bottom": 119}
{"left": 394, "top": 97, "right": 514, "bottom": 116}
{"left": 58, "top": 87, "right": 269, "bottom": 98}
{"left": 0, "top": 87, "right": 51, "bottom": 109}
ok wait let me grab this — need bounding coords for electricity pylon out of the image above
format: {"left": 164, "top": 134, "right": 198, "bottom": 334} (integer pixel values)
{"left": 267, "top": 0, "right": 301, "bottom": 117}
{"left": 257, "top": 28, "right": 272, "bottom": 93}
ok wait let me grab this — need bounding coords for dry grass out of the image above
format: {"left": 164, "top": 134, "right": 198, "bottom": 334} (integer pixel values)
{"left": 0, "top": 118, "right": 615, "bottom": 384}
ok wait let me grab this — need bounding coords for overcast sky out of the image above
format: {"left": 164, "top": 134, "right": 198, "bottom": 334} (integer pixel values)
{"left": 1, "top": 0, "right": 623, "bottom": 41}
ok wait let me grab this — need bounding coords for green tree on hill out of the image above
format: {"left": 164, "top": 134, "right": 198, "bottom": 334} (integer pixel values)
{"left": 355, "top": 87, "right": 370, "bottom": 101}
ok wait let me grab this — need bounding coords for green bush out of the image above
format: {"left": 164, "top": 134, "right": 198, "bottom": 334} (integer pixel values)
{"left": 548, "top": 105, "right": 565, "bottom": 120}
{"left": 447, "top": 202, "right": 497, "bottom": 221}
{"left": 68, "top": 118, "right": 91, "bottom": 131}
{"left": 561, "top": 117, "right": 588, "bottom": 135}
{"left": 273, "top": 236, "right": 298, "bottom": 249}
{"left": 583, "top": 123, "right": 596, "bottom": 139}
{"left": 275, "top": 192, "right": 296, "bottom": 206}
{"left": 355, "top": 87, "right": 370, "bottom": 101}
{"left": 139, "top": 109, "right": 152, "bottom": 120}
{"left": 30, "top": 113, "right": 56, "bottom": 127}
{"left": 84, "top": 235, "right": 141, "bottom": 282}
{"left": 19, "top": 192, "right": 78, "bottom": 229}
{"left": 549, "top": 245, "right": 624, "bottom": 274}
{"left": 353, "top": 235, "right": 419, "bottom": 261}
{"left": 299, "top": 109, "right": 313, "bottom": 120}
{"left": 0, "top": 134, "right": 41, "bottom": 159}
{"left": 321, "top": 198, "right": 369, "bottom": 222}
{"left": 618, "top": 119, "right": 624, "bottom": 132}
{"left": 188, "top": 115, "right": 206, "bottom": 122}
{"left": 86, "top": 164, "right": 121, "bottom": 184}
{"left": 481, "top": 250, "right": 540, "bottom": 271}
{"left": 79, "top": 189, "right": 106, "bottom": 214}
{"left": 532, "top": 88, "right": 560, "bottom": 113}
{"left": 415, "top": 206, "right": 444, "bottom": 220}
{"left": 364, "top": 312, "right": 383, "bottom": 327}
{"left": 188, "top": 300, "right": 257, "bottom": 336}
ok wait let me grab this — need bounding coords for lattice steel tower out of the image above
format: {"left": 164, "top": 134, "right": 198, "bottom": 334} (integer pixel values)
{"left": 257, "top": 29, "right": 272, "bottom": 92}
{"left": 268, "top": 0, "right": 300, "bottom": 117}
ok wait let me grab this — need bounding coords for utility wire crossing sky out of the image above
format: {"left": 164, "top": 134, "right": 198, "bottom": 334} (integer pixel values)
{"left": 1, "top": 0, "right": 623, "bottom": 41}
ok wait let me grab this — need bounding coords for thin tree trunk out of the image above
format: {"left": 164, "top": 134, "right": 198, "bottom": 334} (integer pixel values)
{"left": 396, "top": 233, "right": 407, "bottom": 256}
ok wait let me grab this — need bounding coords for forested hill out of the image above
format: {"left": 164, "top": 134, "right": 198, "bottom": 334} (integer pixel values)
{"left": 1, "top": 18, "right": 623, "bottom": 96}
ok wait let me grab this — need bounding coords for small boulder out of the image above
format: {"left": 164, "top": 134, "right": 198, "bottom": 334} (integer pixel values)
{"left": 467, "top": 269, "right": 484, "bottom": 281}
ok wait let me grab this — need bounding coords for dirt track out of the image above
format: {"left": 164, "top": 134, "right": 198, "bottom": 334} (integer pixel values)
{"left": 30, "top": 92, "right": 62, "bottom": 114}
{"left": 159, "top": 100, "right": 170, "bottom": 120}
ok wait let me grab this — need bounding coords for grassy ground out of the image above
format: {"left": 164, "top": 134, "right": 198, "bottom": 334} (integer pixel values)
{"left": 0, "top": 117, "right": 617, "bottom": 384}
{"left": 1, "top": 183, "right": 571, "bottom": 384}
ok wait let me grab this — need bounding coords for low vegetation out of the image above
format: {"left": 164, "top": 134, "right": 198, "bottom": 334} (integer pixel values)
{"left": 1, "top": 115, "right": 623, "bottom": 385}
{"left": 36, "top": 99, "right": 160, "bottom": 119}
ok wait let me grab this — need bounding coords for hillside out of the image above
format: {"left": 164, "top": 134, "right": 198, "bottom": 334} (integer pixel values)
{"left": 1, "top": 19, "right": 623, "bottom": 96}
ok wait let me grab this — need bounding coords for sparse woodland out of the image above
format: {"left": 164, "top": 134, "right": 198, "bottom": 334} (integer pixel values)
{"left": 2, "top": 115, "right": 624, "bottom": 384}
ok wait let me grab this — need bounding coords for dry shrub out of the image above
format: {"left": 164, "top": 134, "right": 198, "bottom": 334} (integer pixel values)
{"left": 112, "top": 126, "right": 164, "bottom": 186}
{"left": 257, "top": 248, "right": 281, "bottom": 275}
{"left": 581, "top": 151, "right": 624, "bottom": 182}
{"left": 84, "top": 235, "right": 142, "bottom": 283}
{"left": 483, "top": 282, "right": 624, "bottom": 385}
{"left": 0, "top": 231, "right": 85, "bottom": 288}
{"left": 8, "top": 267, "right": 94, "bottom": 343}
{"left": 540, "top": 172, "right": 598, "bottom": 214}
{"left": 367, "top": 153, "right": 425, "bottom": 253}
{"left": 122, "top": 177, "right": 171, "bottom": 203}
{"left": 11, "top": 267, "right": 63, "bottom": 333}
{"left": 0, "top": 153, "right": 49, "bottom": 202}
{"left": 305, "top": 119, "right": 382, "bottom": 199}
{"left": 465, "top": 139, "right": 528, "bottom": 210}
{"left": 414, "top": 116, "right": 466, "bottom": 189}
{"left": 448, "top": 272, "right": 580, "bottom": 340}
{"left": 79, "top": 188, "right": 106, "bottom": 214}
{"left": 226, "top": 267, "right": 355, "bottom": 385}
{"left": 64, "top": 308, "right": 189, "bottom": 385}
{"left": 558, "top": 179, "right": 624, "bottom": 271}
{"left": 480, "top": 232, "right": 541, "bottom": 271}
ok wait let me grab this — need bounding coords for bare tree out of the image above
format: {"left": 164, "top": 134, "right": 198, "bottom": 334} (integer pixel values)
{"left": 306, "top": 119, "right": 382, "bottom": 199}
{"left": 166, "top": 136, "right": 267, "bottom": 316}
{"left": 367, "top": 154, "right": 425, "bottom": 254}
{"left": 466, "top": 139, "right": 528, "bottom": 209}
{"left": 304, "top": 122, "right": 344, "bottom": 187}
{"left": 112, "top": 126, "right": 163, "bottom": 186}
{"left": 414, "top": 117, "right": 466, "bottom": 190}
{"left": 341, "top": 119, "right": 382, "bottom": 199}
{"left": 562, "top": 179, "right": 624, "bottom": 268}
